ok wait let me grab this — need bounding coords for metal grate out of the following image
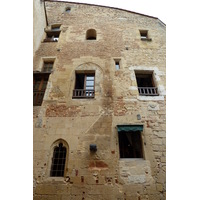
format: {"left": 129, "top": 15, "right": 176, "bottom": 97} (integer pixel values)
{"left": 50, "top": 143, "right": 66, "bottom": 177}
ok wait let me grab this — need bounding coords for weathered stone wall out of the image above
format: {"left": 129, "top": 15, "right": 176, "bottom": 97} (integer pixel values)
{"left": 33, "top": 1, "right": 166, "bottom": 199}
{"left": 33, "top": 0, "right": 46, "bottom": 56}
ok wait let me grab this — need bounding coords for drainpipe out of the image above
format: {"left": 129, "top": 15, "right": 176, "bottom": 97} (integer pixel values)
{"left": 43, "top": 0, "right": 48, "bottom": 26}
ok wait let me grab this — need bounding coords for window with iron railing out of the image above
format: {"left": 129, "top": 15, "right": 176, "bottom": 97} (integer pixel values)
{"left": 135, "top": 71, "right": 158, "bottom": 96}
{"left": 73, "top": 72, "right": 95, "bottom": 98}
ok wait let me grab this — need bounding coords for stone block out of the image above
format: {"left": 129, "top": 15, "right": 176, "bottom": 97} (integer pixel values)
{"left": 156, "top": 183, "right": 163, "bottom": 192}
{"left": 128, "top": 175, "right": 146, "bottom": 184}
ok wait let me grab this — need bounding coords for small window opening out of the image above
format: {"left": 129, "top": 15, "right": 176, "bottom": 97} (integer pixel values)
{"left": 50, "top": 143, "right": 67, "bottom": 177}
{"left": 45, "top": 32, "right": 60, "bottom": 42}
{"left": 118, "top": 130, "right": 143, "bottom": 158}
{"left": 43, "top": 61, "right": 54, "bottom": 72}
{"left": 44, "top": 25, "right": 61, "bottom": 42}
{"left": 135, "top": 71, "right": 158, "bottom": 96}
{"left": 73, "top": 72, "right": 95, "bottom": 98}
{"left": 65, "top": 7, "right": 71, "bottom": 13}
{"left": 86, "top": 29, "right": 97, "bottom": 40}
{"left": 140, "top": 30, "right": 152, "bottom": 41}
{"left": 115, "top": 60, "right": 120, "bottom": 70}
{"left": 140, "top": 30, "right": 148, "bottom": 39}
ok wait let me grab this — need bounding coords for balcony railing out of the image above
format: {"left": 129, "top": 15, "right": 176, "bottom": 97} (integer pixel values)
{"left": 138, "top": 87, "right": 158, "bottom": 96}
{"left": 33, "top": 91, "right": 45, "bottom": 106}
{"left": 73, "top": 89, "right": 95, "bottom": 98}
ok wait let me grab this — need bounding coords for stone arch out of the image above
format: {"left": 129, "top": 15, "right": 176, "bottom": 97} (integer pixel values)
{"left": 86, "top": 29, "right": 97, "bottom": 40}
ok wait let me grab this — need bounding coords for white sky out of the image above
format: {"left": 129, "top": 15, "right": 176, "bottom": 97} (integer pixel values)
{"left": 58, "top": 0, "right": 167, "bottom": 23}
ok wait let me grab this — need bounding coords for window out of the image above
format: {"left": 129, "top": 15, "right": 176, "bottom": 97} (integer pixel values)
{"left": 50, "top": 143, "right": 67, "bottom": 177}
{"left": 65, "top": 7, "right": 71, "bottom": 13}
{"left": 114, "top": 60, "right": 120, "bottom": 70}
{"left": 135, "top": 71, "right": 158, "bottom": 96}
{"left": 33, "top": 61, "right": 54, "bottom": 106}
{"left": 44, "top": 25, "right": 61, "bottom": 42}
{"left": 43, "top": 61, "right": 54, "bottom": 72}
{"left": 117, "top": 125, "right": 144, "bottom": 159}
{"left": 73, "top": 72, "right": 95, "bottom": 98}
{"left": 86, "top": 29, "right": 97, "bottom": 40}
{"left": 33, "top": 73, "right": 49, "bottom": 106}
{"left": 139, "top": 30, "right": 152, "bottom": 41}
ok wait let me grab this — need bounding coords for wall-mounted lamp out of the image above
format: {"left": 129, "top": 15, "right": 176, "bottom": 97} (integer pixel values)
{"left": 90, "top": 144, "right": 97, "bottom": 152}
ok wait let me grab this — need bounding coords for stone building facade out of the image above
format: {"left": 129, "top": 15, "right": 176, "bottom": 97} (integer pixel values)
{"left": 33, "top": 1, "right": 166, "bottom": 199}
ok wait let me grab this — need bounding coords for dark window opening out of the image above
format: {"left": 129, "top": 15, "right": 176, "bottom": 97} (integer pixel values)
{"left": 50, "top": 143, "right": 67, "bottom": 177}
{"left": 86, "top": 29, "right": 97, "bottom": 40}
{"left": 140, "top": 30, "right": 148, "bottom": 39}
{"left": 136, "top": 74, "right": 154, "bottom": 87}
{"left": 115, "top": 60, "right": 120, "bottom": 70}
{"left": 65, "top": 7, "right": 71, "bottom": 13}
{"left": 44, "top": 25, "right": 61, "bottom": 42}
{"left": 140, "top": 30, "right": 152, "bottom": 41}
{"left": 43, "top": 61, "right": 54, "bottom": 72}
{"left": 135, "top": 72, "right": 158, "bottom": 96}
{"left": 73, "top": 73, "right": 95, "bottom": 98}
{"left": 33, "top": 73, "right": 50, "bottom": 106}
{"left": 118, "top": 131, "right": 143, "bottom": 158}
{"left": 51, "top": 26, "right": 60, "bottom": 31}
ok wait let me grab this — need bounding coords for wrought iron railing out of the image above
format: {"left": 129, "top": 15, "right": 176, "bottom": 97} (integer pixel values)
{"left": 138, "top": 87, "right": 158, "bottom": 96}
{"left": 33, "top": 91, "right": 45, "bottom": 106}
{"left": 73, "top": 89, "right": 95, "bottom": 98}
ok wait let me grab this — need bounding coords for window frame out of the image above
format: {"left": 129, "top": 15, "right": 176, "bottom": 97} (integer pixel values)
{"left": 50, "top": 142, "right": 67, "bottom": 177}
{"left": 46, "top": 140, "right": 69, "bottom": 179}
{"left": 117, "top": 125, "right": 144, "bottom": 159}
{"left": 43, "top": 61, "right": 54, "bottom": 72}
{"left": 135, "top": 70, "right": 158, "bottom": 96}
{"left": 73, "top": 71, "right": 95, "bottom": 98}
{"left": 33, "top": 72, "right": 50, "bottom": 106}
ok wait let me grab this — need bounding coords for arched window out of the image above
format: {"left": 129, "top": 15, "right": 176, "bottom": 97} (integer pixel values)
{"left": 86, "top": 29, "right": 97, "bottom": 40}
{"left": 50, "top": 143, "right": 67, "bottom": 177}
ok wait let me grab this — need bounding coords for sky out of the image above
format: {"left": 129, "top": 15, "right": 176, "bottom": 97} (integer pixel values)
{"left": 57, "top": 0, "right": 167, "bottom": 23}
